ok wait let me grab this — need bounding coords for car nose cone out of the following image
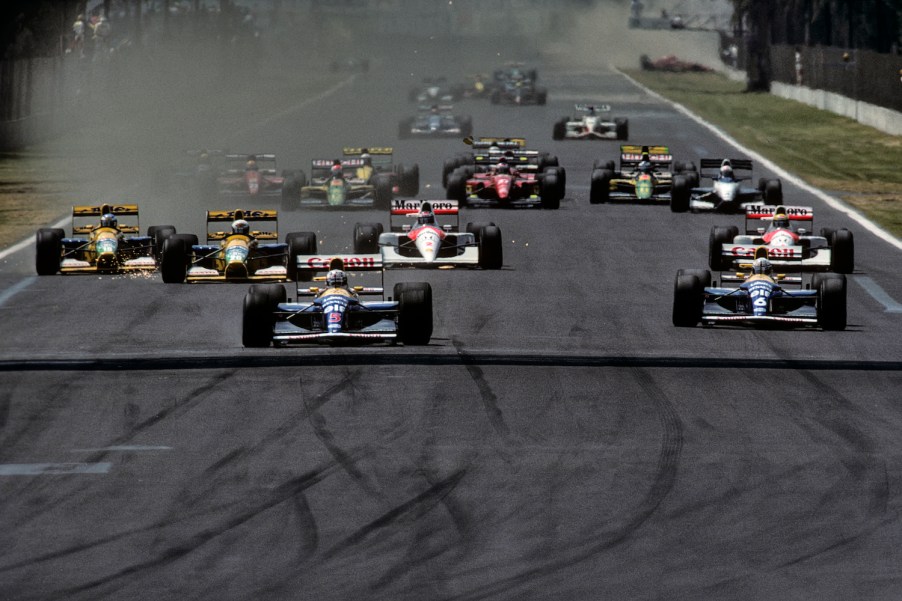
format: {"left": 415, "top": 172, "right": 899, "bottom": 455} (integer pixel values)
{"left": 414, "top": 230, "right": 442, "bottom": 262}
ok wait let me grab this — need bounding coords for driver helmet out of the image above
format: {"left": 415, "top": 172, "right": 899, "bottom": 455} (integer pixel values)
{"left": 360, "top": 152, "right": 372, "bottom": 166}
{"left": 772, "top": 212, "right": 790, "bottom": 229}
{"left": 330, "top": 163, "right": 343, "bottom": 177}
{"left": 100, "top": 213, "right": 117, "bottom": 228}
{"left": 417, "top": 203, "right": 435, "bottom": 225}
{"left": 231, "top": 219, "right": 249, "bottom": 235}
{"left": 325, "top": 269, "right": 347, "bottom": 288}
{"left": 752, "top": 257, "right": 773, "bottom": 276}
{"left": 720, "top": 164, "right": 734, "bottom": 180}
{"left": 245, "top": 159, "right": 257, "bottom": 171}
{"left": 496, "top": 159, "right": 511, "bottom": 174}
{"left": 637, "top": 160, "right": 653, "bottom": 173}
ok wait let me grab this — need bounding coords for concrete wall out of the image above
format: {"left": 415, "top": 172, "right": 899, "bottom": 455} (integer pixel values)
{"left": 771, "top": 81, "right": 902, "bottom": 136}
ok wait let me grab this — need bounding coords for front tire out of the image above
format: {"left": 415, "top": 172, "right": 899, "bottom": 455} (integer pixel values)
{"left": 830, "top": 228, "right": 854, "bottom": 274}
{"left": 161, "top": 235, "right": 190, "bottom": 283}
{"left": 817, "top": 275, "right": 847, "bottom": 331}
{"left": 478, "top": 225, "right": 503, "bottom": 269}
{"left": 353, "top": 222, "right": 383, "bottom": 254}
{"left": 673, "top": 274, "right": 704, "bottom": 327}
{"left": 670, "top": 174, "right": 690, "bottom": 213}
{"left": 286, "top": 231, "right": 317, "bottom": 282}
{"left": 243, "top": 285, "right": 281, "bottom": 347}
{"left": 589, "top": 168, "right": 612, "bottom": 204}
{"left": 35, "top": 228, "right": 63, "bottom": 275}
{"left": 708, "top": 226, "right": 737, "bottom": 271}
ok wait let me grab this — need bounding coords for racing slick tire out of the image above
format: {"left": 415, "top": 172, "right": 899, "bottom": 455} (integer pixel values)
{"left": 373, "top": 173, "right": 393, "bottom": 211}
{"left": 147, "top": 225, "right": 177, "bottom": 257}
{"left": 242, "top": 285, "right": 281, "bottom": 347}
{"left": 592, "top": 159, "right": 616, "bottom": 172}
{"left": 615, "top": 118, "right": 629, "bottom": 140}
{"left": 35, "top": 227, "right": 63, "bottom": 275}
{"left": 589, "top": 169, "right": 612, "bottom": 204}
{"left": 812, "top": 272, "right": 847, "bottom": 293}
{"left": 286, "top": 231, "right": 317, "bottom": 282}
{"left": 446, "top": 173, "right": 467, "bottom": 205}
{"left": 541, "top": 173, "right": 561, "bottom": 209}
{"left": 552, "top": 119, "right": 567, "bottom": 140}
{"left": 400, "top": 163, "right": 420, "bottom": 197}
{"left": 817, "top": 275, "right": 847, "bottom": 331}
{"left": 539, "top": 153, "right": 560, "bottom": 170}
{"left": 708, "top": 226, "right": 737, "bottom": 271}
{"left": 677, "top": 268, "right": 712, "bottom": 287}
{"left": 281, "top": 171, "right": 306, "bottom": 211}
{"left": 161, "top": 235, "right": 191, "bottom": 283}
{"left": 829, "top": 228, "right": 854, "bottom": 274}
{"left": 764, "top": 179, "right": 783, "bottom": 205}
{"left": 670, "top": 174, "right": 691, "bottom": 213}
{"left": 353, "top": 222, "right": 383, "bottom": 254}
{"left": 442, "top": 157, "right": 463, "bottom": 188}
{"left": 460, "top": 116, "right": 473, "bottom": 139}
{"left": 395, "top": 282, "right": 433, "bottom": 345}
{"left": 466, "top": 222, "right": 496, "bottom": 240}
{"left": 673, "top": 274, "right": 704, "bottom": 327}
{"left": 477, "top": 225, "right": 503, "bottom": 269}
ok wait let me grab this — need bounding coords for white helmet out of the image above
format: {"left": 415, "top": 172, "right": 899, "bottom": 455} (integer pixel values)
{"left": 326, "top": 269, "right": 347, "bottom": 288}
{"left": 231, "top": 219, "right": 249, "bottom": 235}
{"left": 752, "top": 257, "right": 773, "bottom": 276}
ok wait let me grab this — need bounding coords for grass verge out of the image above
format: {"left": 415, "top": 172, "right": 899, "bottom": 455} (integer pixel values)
{"left": 624, "top": 69, "right": 902, "bottom": 238}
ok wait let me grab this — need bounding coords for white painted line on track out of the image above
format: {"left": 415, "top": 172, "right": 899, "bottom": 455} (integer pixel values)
{"left": 71, "top": 445, "right": 172, "bottom": 452}
{"left": 0, "top": 277, "right": 36, "bottom": 307}
{"left": 854, "top": 276, "right": 902, "bottom": 313}
{"left": 616, "top": 68, "right": 902, "bottom": 253}
{"left": 0, "top": 463, "right": 111, "bottom": 475}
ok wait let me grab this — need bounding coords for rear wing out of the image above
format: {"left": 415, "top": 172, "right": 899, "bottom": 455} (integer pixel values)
{"left": 620, "top": 145, "right": 672, "bottom": 170}
{"left": 225, "top": 153, "right": 276, "bottom": 161}
{"left": 295, "top": 254, "right": 385, "bottom": 296}
{"left": 222, "top": 153, "right": 277, "bottom": 174}
{"left": 575, "top": 103, "right": 611, "bottom": 112}
{"left": 466, "top": 136, "right": 527, "bottom": 150}
{"left": 71, "top": 203, "right": 140, "bottom": 234}
{"left": 343, "top": 147, "right": 393, "bottom": 156}
{"left": 417, "top": 104, "right": 454, "bottom": 112}
{"left": 389, "top": 199, "right": 460, "bottom": 231}
{"left": 206, "top": 209, "right": 279, "bottom": 241}
{"left": 744, "top": 204, "right": 814, "bottom": 233}
{"left": 471, "top": 152, "right": 538, "bottom": 168}
{"left": 700, "top": 158, "right": 753, "bottom": 178}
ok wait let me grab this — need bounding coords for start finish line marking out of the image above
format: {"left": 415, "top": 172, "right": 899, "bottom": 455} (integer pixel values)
{"left": 0, "top": 463, "right": 111, "bottom": 476}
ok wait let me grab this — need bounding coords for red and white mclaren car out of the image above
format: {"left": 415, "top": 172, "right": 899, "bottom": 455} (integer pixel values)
{"left": 216, "top": 153, "right": 285, "bottom": 199}
{"left": 351, "top": 199, "right": 503, "bottom": 269}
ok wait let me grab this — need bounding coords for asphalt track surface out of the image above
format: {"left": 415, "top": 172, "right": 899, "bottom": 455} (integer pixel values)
{"left": 2, "top": 49, "right": 902, "bottom": 601}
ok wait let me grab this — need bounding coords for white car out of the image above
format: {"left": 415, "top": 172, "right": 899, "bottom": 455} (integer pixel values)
{"left": 553, "top": 105, "right": 628, "bottom": 140}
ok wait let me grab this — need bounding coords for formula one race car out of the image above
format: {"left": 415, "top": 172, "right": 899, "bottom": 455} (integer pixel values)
{"left": 171, "top": 148, "right": 227, "bottom": 196}
{"left": 671, "top": 158, "right": 783, "bottom": 213}
{"left": 589, "top": 144, "right": 697, "bottom": 204}
{"left": 445, "top": 145, "right": 564, "bottom": 209}
{"left": 216, "top": 153, "right": 286, "bottom": 199}
{"left": 398, "top": 105, "right": 473, "bottom": 139}
{"left": 160, "top": 209, "right": 317, "bottom": 283}
{"left": 490, "top": 75, "right": 547, "bottom": 105}
{"left": 408, "top": 77, "right": 463, "bottom": 103}
{"left": 281, "top": 157, "right": 394, "bottom": 210}
{"left": 708, "top": 205, "right": 854, "bottom": 273}
{"left": 352, "top": 199, "right": 503, "bottom": 269}
{"left": 343, "top": 147, "right": 419, "bottom": 197}
{"left": 673, "top": 249, "right": 847, "bottom": 330}
{"left": 552, "top": 105, "right": 628, "bottom": 140}
{"left": 441, "top": 136, "right": 565, "bottom": 190}
{"left": 35, "top": 203, "right": 175, "bottom": 275}
{"left": 242, "top": 256, "right": 433, "bottom": 347}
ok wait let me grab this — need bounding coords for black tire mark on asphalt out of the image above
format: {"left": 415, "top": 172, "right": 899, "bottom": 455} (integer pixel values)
{"left": 302, "top": 368, "right": 384, "bottom": 500}
{"left": 452, "top": 337, "right": 510, "bottom": 439}
{"left": 322, "top": 468, "right": 467, "bottom": 561}
{"left": 0, "top": 459, "right": 343, "bottom": 601}
{"left": 446, "top": 366, "right": 684, "bottom": 601}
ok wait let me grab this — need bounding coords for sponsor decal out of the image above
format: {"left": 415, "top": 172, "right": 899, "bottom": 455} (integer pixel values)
{"left": 305, "top": 256, "right": 378, "bottom": 269}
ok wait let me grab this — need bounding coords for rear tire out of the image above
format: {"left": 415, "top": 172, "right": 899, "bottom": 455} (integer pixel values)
{"left": 400, "top": 163, "right": 420, "bottom": 196}
{"left": 286, "top": 231, "right": 317, "bottom": 282}
{"left": 147, "top": 225, "right": 177, "bottom": 257}
{"left": 242, "top": 286, "right": 278, "bottom": 347}
{"left": 670, "top": 174, "right": 690, "bottom": 213}
{"left": 615, "top": 118, "right": 629, "bottom": 140}
{"left": 161, "top": 236, "right": 190, "bottom": 283}
{"left": 589, "top": 169, "right": 612, "bottom": 204}
{"left": 829, "top": 228, "right": 854, "bottom": 274}
{"left": 478, "top": 225, "right": 503, "bottom": 269}
{"left": 673, "top": 274, "right": 703, "bottom": 327}
{"left": 446, "top": 173, "right": 467, "bottom": 204}
{"left": 817, "top": 276, "right": 847, "bottom": 331}
{"left": 764, "top": 179, "right": 783, "bottom": 205}
{"left": 676, "top": 268, "right": 712, "bottom": 287}
{"left": 541, "top": 173, "right": 561, "bottom": 209}
{"left": 373, "top": 173, "right": 393, "bottom": 210}
{"left": 552, "top": 120, "right": 567, "bottom": 140}
{"left": 708, "top": 226, "right": 736, "bottom": 271}
{"left": 35, "top": 228, "right": 63, "bottom": 275}
{"left": 395, "top": 282, "right": 433, "bottom": 345}
{"left": 353, "top": 222, "right": 383, "bottom": 254}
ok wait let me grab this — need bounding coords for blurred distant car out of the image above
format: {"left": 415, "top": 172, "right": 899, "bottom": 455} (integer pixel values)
{"left": 640, "top": 54, "right": 714, "bottom": 72}
{"left": 552, "top": 104, "right": 628, "bottom": 140}
{"left": 330, "top": 57, "right": 369, "bottom": 73}
{"left": 408, "top": 77, "right": 463, "bottom": 103}
{"left": 216, "top": 153, "right": 285, "bottom": 199}
{"left": 398, "top": 105, "right": 473, "bottom": 139}
{"left": 491, "top": 76, "right": 547, "bottom": 105}
{"left": 342, "top": 146, "right": 419, "bottom": 197}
